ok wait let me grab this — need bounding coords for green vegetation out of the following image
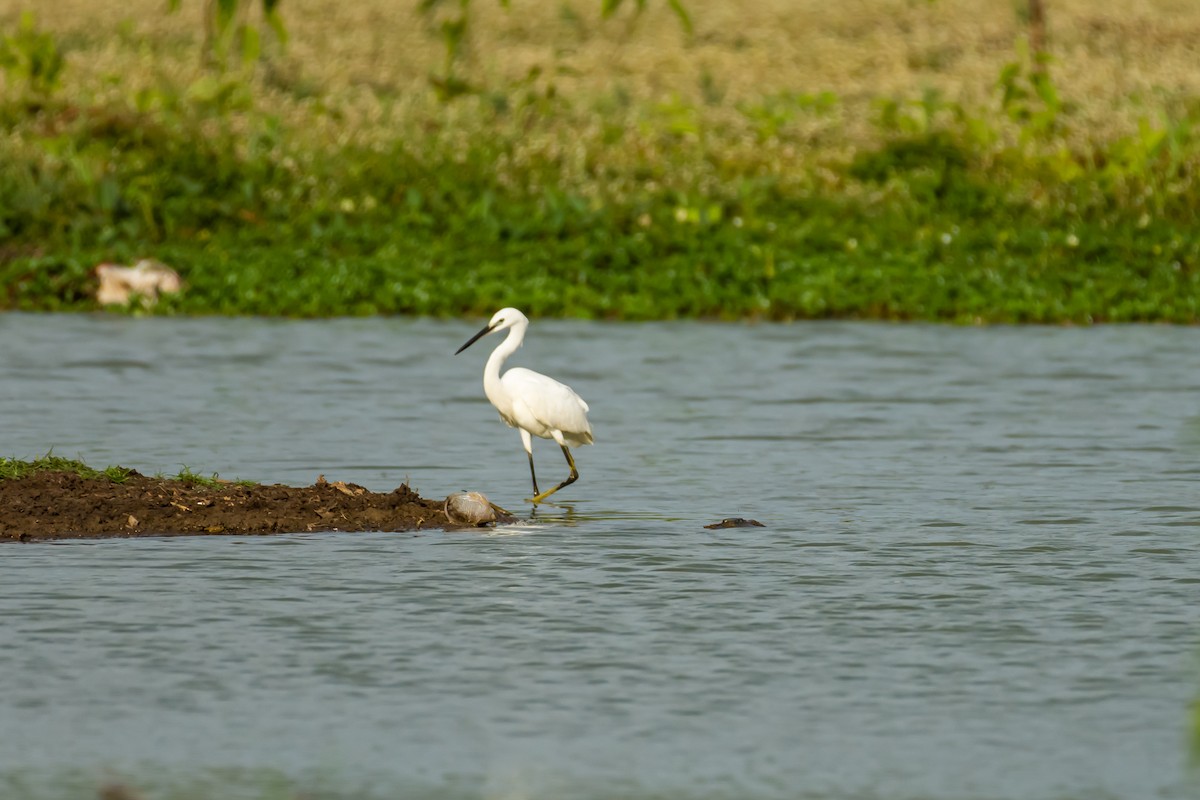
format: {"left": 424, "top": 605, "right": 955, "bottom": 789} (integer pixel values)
{"left": 0, "top": 454, "right": 132, "bottom": 483}
{"left": 2, "top": 0, "right": 1199, "bottom": 322}
{"left": 168, "top": 464, "right": 254, "bottom": 487}
{"left": 0, "top": 454, "right": 250, "bottom": 486}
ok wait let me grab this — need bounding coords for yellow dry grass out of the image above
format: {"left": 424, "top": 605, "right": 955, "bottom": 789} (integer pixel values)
{"left": 6, "top": 0, "right": 1200, "bottom": 150}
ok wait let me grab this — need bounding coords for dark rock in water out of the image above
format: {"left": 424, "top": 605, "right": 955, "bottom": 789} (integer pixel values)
{"left": 704, "top": 517, "right": 765, "bottom": 529}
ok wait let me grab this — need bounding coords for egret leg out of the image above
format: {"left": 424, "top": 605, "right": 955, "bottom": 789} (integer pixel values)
{"left": 527, "top": 451, "right": 539, "bottom": 496}
{"left": 520, "top": 428, "right": 539, "bottom": 496}
{"left": 531, "top": 445, "right": 579, "bottom": 504}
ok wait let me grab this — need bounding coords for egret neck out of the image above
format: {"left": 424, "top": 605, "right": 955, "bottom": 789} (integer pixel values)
{"left": 482, "top": 316, "right": 527, "bottom": 422}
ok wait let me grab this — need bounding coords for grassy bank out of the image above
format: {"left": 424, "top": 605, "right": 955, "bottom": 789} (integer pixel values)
{"left": 0, "top": 454, "right": 131, "bottom": 482}
{"left": 2, "top": 0, "right": 1200, "bottom": 321}
{"left": 0, "top": 454, "right": 247, "bottom": 486}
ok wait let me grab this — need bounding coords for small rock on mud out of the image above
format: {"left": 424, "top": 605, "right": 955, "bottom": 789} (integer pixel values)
{"left": 444, "top": 492, "right": 517, "bottom": 527}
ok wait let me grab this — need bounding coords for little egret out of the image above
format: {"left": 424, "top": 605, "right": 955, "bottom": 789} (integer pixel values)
{"left": 455, "top": 308, "right": 593, "bottom": 503}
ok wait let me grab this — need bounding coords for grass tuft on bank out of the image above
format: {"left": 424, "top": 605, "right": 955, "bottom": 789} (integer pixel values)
{"left": 169, "top": 465, "right": 255, "bottom": 488}
{"left": 0, "top": 455, "right": 132, "bottom": 483}
{"left": 2, "top": 0, "right": 1200, "bottom": 322}
{"left": 0, "top": 455, "right": 251, "bottom": 487}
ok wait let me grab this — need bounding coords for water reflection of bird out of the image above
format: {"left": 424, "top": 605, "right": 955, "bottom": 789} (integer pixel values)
{"left": 455, "top": 308, "right": 593, "bottom": 503}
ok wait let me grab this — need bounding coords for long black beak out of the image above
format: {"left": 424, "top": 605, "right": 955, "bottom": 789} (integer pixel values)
{"left": 455, "top": 322, "right": 497, "bottom": 355}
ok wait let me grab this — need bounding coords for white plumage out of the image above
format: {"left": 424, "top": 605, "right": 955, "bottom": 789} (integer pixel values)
{"left": 455, "top": 308, "right": 594, "bottom": 503}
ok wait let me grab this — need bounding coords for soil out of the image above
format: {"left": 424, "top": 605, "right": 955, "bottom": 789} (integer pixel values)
{"left": 0, "top": 471, "right": 454, "bottom": 542}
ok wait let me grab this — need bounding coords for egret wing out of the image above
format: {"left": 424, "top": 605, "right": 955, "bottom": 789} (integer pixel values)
{"left": 502, "top": 367, "right": 593, "bottom": 445}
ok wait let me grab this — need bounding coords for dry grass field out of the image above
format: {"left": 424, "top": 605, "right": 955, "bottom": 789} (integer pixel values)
{"left": 12, "top": 0, "right": 1200, "bottom": 147}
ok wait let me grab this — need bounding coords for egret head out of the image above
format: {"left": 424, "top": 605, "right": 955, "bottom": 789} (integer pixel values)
{"left": 455, "top": 307, "right": 529, "bottom": 354}
{"left": 488, "top": 307, "right": 528, "bottom": 333}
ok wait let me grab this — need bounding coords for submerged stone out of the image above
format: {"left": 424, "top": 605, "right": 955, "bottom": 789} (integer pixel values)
{"left": 704, "top": 518, "right": 765, "bottom": 529}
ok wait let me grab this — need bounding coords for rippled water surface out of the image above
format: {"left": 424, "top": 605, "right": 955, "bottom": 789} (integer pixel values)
{"left": 2, "top": 314, "right": 1199, "bottom": 800}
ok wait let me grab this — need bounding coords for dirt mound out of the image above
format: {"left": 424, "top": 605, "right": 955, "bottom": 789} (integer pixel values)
{"left": 0, "top": 471, "right": 447, "bottom": 542}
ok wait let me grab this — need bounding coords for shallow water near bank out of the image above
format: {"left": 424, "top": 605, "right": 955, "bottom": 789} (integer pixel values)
{"left": 1, "top": 313, "right": 1199, "bottom": 800}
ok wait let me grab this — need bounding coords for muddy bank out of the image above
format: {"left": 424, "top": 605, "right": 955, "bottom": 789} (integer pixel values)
{"left": 0, "top": 471, "right": 449, "bottom": 542}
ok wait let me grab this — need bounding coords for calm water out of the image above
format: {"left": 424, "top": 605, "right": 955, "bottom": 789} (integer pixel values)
{"left": 1, "top": 313, "right": 1198, "bottom": 800}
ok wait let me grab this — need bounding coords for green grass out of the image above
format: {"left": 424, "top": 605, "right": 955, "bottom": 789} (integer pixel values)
{"left": 3, "top": 1, "right": 1200, "bottom": 322}
{"left": 166, "top": 465, "right": 254, "bottom": 488}
{"left": 0, "top": 454, "right": 132, "bottom": 483}
{"left": 4, "top": 109, "right": 1197, "bottom": 323}
{"left": 0, "top": 454, "right": 252, "bottom": 486}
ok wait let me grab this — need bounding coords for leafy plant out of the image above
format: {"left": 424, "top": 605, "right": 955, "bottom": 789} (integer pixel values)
{"left": 601, "top": 0, "right": 692, "bottom": 33}
{"left": 418, "top": 0, "right": 481, "bottom": 100}
{"left": 167, "top": 0, "right": 288, "bottom": 69}
{"left": 739, "top": 90, "right": 838, "bottom": 140}
{"left": 998, "top": 45, "right": 1063, "bottom": 136}
{"left": 0, "top": 12, "right": 65, "bottom": 98}
{"left": 417, "top": 0, "right": 691, "bottom": 100}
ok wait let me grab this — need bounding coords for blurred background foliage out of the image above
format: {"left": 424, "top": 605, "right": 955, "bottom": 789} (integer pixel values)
{"left": 0, "top": 0, "right": 1198, "bottom": 321}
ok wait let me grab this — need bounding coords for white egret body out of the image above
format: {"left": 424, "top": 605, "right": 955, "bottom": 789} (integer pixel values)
{"left": 455, "top": 308, "right": 593, "bottom": 503}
